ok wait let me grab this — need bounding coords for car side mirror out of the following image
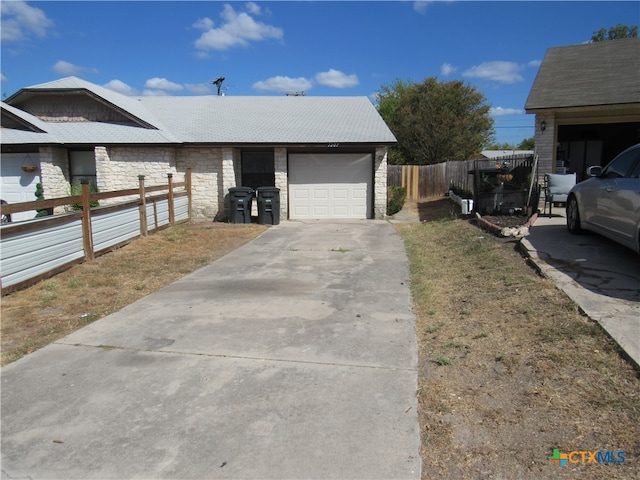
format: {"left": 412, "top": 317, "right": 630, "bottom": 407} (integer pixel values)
{"left": 587, "top": 166, "right": 602, "bottom": 177}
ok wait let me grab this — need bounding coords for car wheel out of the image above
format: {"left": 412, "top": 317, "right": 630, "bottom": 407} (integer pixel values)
{"left": 566, "top": 196, "right": 582, "bottom": 234}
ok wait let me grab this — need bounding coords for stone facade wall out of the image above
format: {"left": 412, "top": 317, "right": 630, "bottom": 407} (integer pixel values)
{"left": 274, "top": 147, "right": 288, "bottom": 220}
{"left": 374, "top": 147, "right": 388, "bottom": 219}
{"left": 94, "top": 146, "right": 228, "bottom": 221}
{"left": 177, "top": 147, "right": 224, "bottom": 221}
{"left": 98, "top": 147, "right": 178, "bottom": 191}
{"left": 39, "top": 147, "right": 69, "bottom": 208}
{"left": 216, "top": 147, "right": 239, "bottom": 221}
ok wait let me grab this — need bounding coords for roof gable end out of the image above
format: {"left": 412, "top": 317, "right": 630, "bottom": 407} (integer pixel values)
{"left": 5, "top": 76, "right": 164, "bottom": 130}
{"left": 1, "top": 102, "right": 48, "bottom": 132}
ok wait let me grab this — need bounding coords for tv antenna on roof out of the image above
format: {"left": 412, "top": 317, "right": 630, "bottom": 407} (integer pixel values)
{"left": 286, "top": 91, "right": 306, "bottom": 96}
{"left": 211, "top": 76, "right": 225, "bottom": 96}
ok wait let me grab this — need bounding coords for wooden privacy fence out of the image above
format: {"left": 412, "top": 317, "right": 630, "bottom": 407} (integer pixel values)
{"left": 0, "top": 170, "right": 192, "bottom": 294}
{"left": 387, "top": 154, "right": 534, "bottom": 200}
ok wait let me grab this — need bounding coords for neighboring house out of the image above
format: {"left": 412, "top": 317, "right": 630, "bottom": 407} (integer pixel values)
{"left": 526, "top": 37, "right": 640, "bottom": 181}
{"left": 1, "top": 77, "right": 396, "bottom": 222}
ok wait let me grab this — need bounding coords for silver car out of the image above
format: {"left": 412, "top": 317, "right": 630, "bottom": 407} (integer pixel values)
{"left": 566, "top": 143, "right": 640, "bottom": 253}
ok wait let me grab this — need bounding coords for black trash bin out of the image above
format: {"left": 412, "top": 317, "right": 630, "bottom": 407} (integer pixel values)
{"left": 228, "top": 187, "right": 254, "bottom": 224}
{"left": 256, "top": 187, "right": 280, "bottom": 225}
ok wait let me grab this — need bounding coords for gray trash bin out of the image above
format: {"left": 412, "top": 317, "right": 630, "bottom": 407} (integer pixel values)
{"left": 256, "top": 187, "right": 280, "bottom": 225}
{"left": 228, "top": 187, "right": 254, "bottom": 224}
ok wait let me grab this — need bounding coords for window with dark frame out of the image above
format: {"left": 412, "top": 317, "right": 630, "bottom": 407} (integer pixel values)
{"left": 69, "top": 151, "right": 97, "bottom": 188}
{"left": 241, "top": 151, "right": 274, "bottom": 189}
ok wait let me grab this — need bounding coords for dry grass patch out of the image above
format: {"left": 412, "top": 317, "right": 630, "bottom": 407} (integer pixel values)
{"left": 396, "top": 198, "right": 639, "bottom": 479}
{"left": 1, "top": 223, "right": 267, "bottom": 366}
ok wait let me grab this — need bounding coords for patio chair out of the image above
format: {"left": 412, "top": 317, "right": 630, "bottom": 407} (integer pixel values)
{"left": 543, "top": 173, "right": 576, "bottom": 216}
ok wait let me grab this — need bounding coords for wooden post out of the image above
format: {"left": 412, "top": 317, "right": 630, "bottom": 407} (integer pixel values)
{"left": 138, "top": 175, "right": 147, "bottom": 237}
{"left": 167, "top": 173, "right": 175, "bottom": 225}
{"left": 186, "top": 168, "right": 192, "bottom": 222}
{"left": 81, "top": 180, "right": 94, "bottom": 261}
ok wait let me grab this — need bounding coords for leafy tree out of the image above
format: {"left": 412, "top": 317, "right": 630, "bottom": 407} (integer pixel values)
{"left": 591, "top": 24, "right": 638, "bottom": 42}
{"left": 377, "top": 77, "right": 494, "bottom": 164}
{"left": 487, "top": 142, "right": 517, "bottom": 150}
{"left": 376, "top": 79, "right": 414, "bottom": 164}
{"left": 518, "top": 137, "right": 535, "bottom": 150}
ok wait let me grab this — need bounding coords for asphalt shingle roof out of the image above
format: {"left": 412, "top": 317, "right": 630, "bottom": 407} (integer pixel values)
{"left": 137, "top": 95, "right": 396, "bottom": 144}
{"left": 3, "top": 77, "right": 396, "bottom": 146}
{"left": 525, "top": 37, "right": 640, "bottom": 111}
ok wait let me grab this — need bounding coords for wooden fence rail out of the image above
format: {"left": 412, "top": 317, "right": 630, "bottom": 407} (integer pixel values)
{"left": 1, "top": 170, "right": 192, "bottom": 294}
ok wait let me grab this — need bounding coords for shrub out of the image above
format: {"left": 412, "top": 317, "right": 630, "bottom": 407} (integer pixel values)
{"left": 70, "top": 183, "right": 100, "bottom": 211}
{"left": 448, "top": 182, "right": 473, "bottom": 199}
{"left": 34, "top": 183, "right": 51, "bottom": 218}
{"left": 387, "top": 186, "right": 407, "bottom": 216}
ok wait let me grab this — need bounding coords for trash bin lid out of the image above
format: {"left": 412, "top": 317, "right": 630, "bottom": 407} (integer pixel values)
{"left": 256, "top": 186, "right": 280, "bottom": 194}
{"left": 229, "top": 186, "right": 254, "bottom": 193}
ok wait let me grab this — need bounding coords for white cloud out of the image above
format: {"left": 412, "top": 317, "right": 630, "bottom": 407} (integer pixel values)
{"left": 315, "top": 69, "right": 359, "bottom": 88}
{"left": 193, "top": 17, "right": 214, "bottom": 31}
{"left": 491, "top": 106, "right": 524, "bottom": 116}
{"left": 145, "top": 77, "right": 184, "bottom": 92}
{"left": 463, "top": 61, "right": 524, "bottom": 84}
{"left": 440, "top": 63, "right": 456, "bottom": 76}
{"left": 245, "top": 2, "right": 261, "bottom": 16}
{"left": 528, "top": 59, "right": 542, "bottom": 68}
{"left": 1, "top": 1, "right": 53, "bottom": 42}
{"left": 252, "top": 76, "right": 312, "bottom": 93}
{"left": 53, "top": 60, "right": 97, "bottom": 76}
{"left": 194, "top": 3, "right": 283, "bottom": 51}
{"left": 413, "top": 2, "right": 431, "bottom": 14}
{"left": 1, "top": 73, "right": 8, "bottom": 82}
{"left": 103, "top": 79, "right": 139, "bottom": 96}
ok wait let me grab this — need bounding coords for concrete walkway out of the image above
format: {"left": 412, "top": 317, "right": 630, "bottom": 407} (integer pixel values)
{"left": 1, "top": 221, "right": 421, "bottom": 479}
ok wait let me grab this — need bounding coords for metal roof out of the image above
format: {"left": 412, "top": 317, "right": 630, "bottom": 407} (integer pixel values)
{"left": 3, "top": 77, "right": 396, "bottom": 146}
{"left": 525, "top": 38, "right": 640, "bottom": 111}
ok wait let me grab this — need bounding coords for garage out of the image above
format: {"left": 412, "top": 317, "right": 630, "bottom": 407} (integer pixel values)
{"left": 1, "top": 153, "right": 41, "bottom": 222}
{"left": 289, "top": 153, "right": 372, "bottom": 219}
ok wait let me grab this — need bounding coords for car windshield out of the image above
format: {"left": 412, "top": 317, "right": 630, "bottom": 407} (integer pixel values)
{"left": 602, "top": 147, "right": 640, "bottom": 179}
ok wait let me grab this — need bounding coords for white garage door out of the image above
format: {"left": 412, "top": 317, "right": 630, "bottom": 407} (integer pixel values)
{"left": 289, "top": 153, "right": 372, "bottom": 219}
{"left": 1, "top": 153, "right": 41, "bottom": 222}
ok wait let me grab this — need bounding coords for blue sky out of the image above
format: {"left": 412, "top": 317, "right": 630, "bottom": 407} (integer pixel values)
{"left": 1, "top": 1, "right": 638, "bottom": 145}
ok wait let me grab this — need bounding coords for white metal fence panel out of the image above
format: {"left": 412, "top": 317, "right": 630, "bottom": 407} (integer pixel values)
{"left": 92, "top": 205, "right": 140, "bottom": 253}
{"left": 174, "top": 195, "right": 189, "bottom": 222}
{"left": 0, "top": 216, "right": 84, "bottom": 288}
{"left": 146, "top": 199, "right": 170, "bottom": 231}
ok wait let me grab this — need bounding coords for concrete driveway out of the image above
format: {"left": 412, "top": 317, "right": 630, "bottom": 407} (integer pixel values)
{"left": 1, "top": 221, "right": 421, "bottom": 480}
